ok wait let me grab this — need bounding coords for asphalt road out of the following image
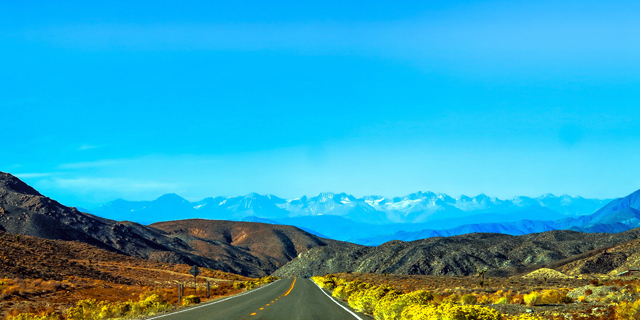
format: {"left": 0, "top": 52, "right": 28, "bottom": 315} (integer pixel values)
{"left": 148, "top": 278, "right": 369, "bottom": 320}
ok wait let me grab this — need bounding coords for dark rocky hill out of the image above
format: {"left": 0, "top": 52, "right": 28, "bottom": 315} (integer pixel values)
{"left": 0, "top": 171, "right": 340, "bottom": 277}
{"left": 273, "top": 228, "right": 640, "bottom": 278}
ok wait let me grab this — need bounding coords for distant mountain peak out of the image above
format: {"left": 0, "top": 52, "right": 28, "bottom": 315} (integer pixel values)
{"left": 156, "top": 193, "right": 188, "bottom": 202}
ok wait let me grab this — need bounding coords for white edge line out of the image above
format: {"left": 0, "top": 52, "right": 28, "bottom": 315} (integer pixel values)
{"left": 311, "top": 280, "right": 364, "bottom": 320}
{"left": 146, "top": 279, "right": 281, "bottom": 320}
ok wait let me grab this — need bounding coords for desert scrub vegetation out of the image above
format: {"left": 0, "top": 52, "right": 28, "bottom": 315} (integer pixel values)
{"left": 181, "top": 295, "right": 201, "bottom": 306}
{"left": 311, "top": 274, "right": 602, "bottom": 320}
{"left": 232, "top": 275, "right": 278, "bottom": 290}
{"left": 65, "top": 291, "right": 172, "bottom": 319}
{"left": 401, "top": 303, "right": 503, "bottom": 320}
{"left": 5, "top": 291, "right": 171, "bottom": 320}
{"left": 313, "top": 275, "right": 506, "bottom": 320}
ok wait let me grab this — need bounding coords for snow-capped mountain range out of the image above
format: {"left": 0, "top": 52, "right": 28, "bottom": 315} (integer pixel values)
{"left": 89, "top": 191, "right": 607, "bottom": 226}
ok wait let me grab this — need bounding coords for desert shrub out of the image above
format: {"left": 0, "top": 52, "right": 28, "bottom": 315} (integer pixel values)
{"left": 477, "top": 295, "right": 492, "bottom": 305}
{"left": 66, "top": 292, "right": 172, "bottom": 320}
{"left": 348, "top": 285, "right": 394, "bottom": 314}
{"left": 333, "top": 280, "right": 365, "bottom": 300}
{"left": 616, "top": 299, "right": 640, "bottom": 320}
{"left": 400, "top": 303, "right": 502, "bottom": 320}
{"left": 333, "top": 285, "right": 348, "bottom": 299}
{"left": 3, "top": 285, "right": 20, "bottom": 295}
{"left": 233, "top": 282, "right": 245, "bottom": 289}
{"left": 182, "top": 295, "right": 201, "bottom": 306}
{"left": 560, "top": 296, "right": 573, "bottom": 304}
{"left": 7, "top": 314, "right": 60, "bottom": 320}
{"left": 314, "top": 275, "right": 338, "bottom": 291}
{"left": 523, "top": 292, "right": 541, "bottom": 306}
{"left": 443, "top": 294, "right": 459, "bottom": 304}
{"left": 460, "top": 294, "right": 477, "bottom": 305}
{"left": 373, "top": 290, "right": 434, "bottom": 320}
{"left": 506, "top": 315, "right": 544, "bottom": 320}
{"left": 540, "top": 290, "right": 567, "bottom": 304}
{"left": 495, "top": 297, "right": 509, "bottom": 304}
{"left": 584, "top": 289, "right": 593, "bottom": 296}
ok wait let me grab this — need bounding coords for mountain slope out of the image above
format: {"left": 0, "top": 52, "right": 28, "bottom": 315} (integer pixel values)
{"left": 273, "top": 228, "right": 640, "bottom": 278}
{"left": 0, "top": 171, "right": 343, "bottom": 277}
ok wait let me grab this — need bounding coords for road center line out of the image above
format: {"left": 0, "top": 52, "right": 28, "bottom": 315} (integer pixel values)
{"left": 284, "top": 278, "right": 296, "bottom": 296}
{"left": 311, "top": 280, "right": 363, "bottom": 320}
{"left": 146, "top": 279, "right": 281, "bottom": 320}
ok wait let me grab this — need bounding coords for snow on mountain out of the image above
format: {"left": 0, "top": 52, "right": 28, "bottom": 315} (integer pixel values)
{"left": 90, "top": 191, "right": 608, "bottom": 228}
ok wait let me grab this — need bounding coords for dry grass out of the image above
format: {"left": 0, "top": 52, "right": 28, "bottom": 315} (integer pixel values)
{"left": 0, "top": 232, "right": 261, "bottom": 319}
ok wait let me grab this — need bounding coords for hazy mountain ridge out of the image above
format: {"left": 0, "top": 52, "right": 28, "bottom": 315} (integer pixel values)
{"left": 355, "top": 188, "right": 640, "bottom": 245}
{"left": 90, "top": 191, "right": 608, "bottom": 226}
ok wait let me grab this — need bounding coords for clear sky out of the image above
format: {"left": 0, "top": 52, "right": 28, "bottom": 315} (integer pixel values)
{"left": 2, "top": 0, "right": 640, "bottom": 208}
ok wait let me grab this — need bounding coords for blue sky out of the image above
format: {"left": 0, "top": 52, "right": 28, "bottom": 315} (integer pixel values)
{"left": 2, "top": 0, "right": 640, "bottom": 207}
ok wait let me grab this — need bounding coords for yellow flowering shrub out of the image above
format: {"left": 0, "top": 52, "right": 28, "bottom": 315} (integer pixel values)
{"left": 506, "top": 314, "right": 544, "bottom": 320}
{"left": 373, "top": 290, "right": 435, "bottom": 320}
{"left": 66, "top": 292, "right": 172, "bottom": 320}
{"left": 7, "top": 314, "right": 60, "bottom": 320}
{"left": 523, "top": 292, "right": 541, "bottom": 306}
{"left": 332, "top": 280, "right": 369, "bottom": 300}
{"left": 400, "top": 302, "right": 502, "bottom": 320}
{"left": 348, "top": 285, "right": 395, "bottom": 314}
{"left": 182, "top": 295, "right": 201, "bottom": 306}
{"left": 616, "top": 299, "right": 640, "bottom": 320}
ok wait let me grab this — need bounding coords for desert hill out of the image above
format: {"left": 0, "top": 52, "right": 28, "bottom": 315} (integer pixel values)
{"left": 273, "top": 228, "right": 640, "bottom": 278}
{"left": 557, "top": 237, "right": 640, "bottom": 276}
{"left": 0, "top": 171, "right": 340, "bottom": 277}
{"left": 151, "top": 219, "right": 356, "bottom": 274}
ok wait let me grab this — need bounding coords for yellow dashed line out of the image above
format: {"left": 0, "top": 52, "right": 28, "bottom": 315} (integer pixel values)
{"left": 249, "top": 278, "right": 296, "bottom": 317}
{"left": 284, "top": 278, "right": 296, "bottom": 296}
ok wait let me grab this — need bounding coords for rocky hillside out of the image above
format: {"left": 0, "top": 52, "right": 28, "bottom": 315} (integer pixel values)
{"left": 0, "top": 171, "right": 340, "bottom": 277}
{"left": 273, "top": 228, "right": 640, "bottom": 278}
{"left": 150, "top": 219, "right": 352, "bottom": 275}
{"left": 558, "top": 237, "right": 640, "bottom": 276}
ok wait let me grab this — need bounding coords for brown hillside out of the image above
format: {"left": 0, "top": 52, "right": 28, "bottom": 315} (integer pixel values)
{"left": 151, "top": 219, "right": 348, "bottom": 274}
{"left": 0, "top": 171, "right": 346, "bottom": 277}
{"left": 0, "top": 230, "right": 254, "bottom": 319}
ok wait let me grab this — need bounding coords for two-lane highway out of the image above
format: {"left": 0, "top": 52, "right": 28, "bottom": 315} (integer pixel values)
{"left": 149, "top": 278, "right": 369, "bottom": 320}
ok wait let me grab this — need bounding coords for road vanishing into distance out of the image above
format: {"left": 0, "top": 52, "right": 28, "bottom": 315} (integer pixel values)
{"left": 149, "top": 278, "right": 370, "bottom": 320}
